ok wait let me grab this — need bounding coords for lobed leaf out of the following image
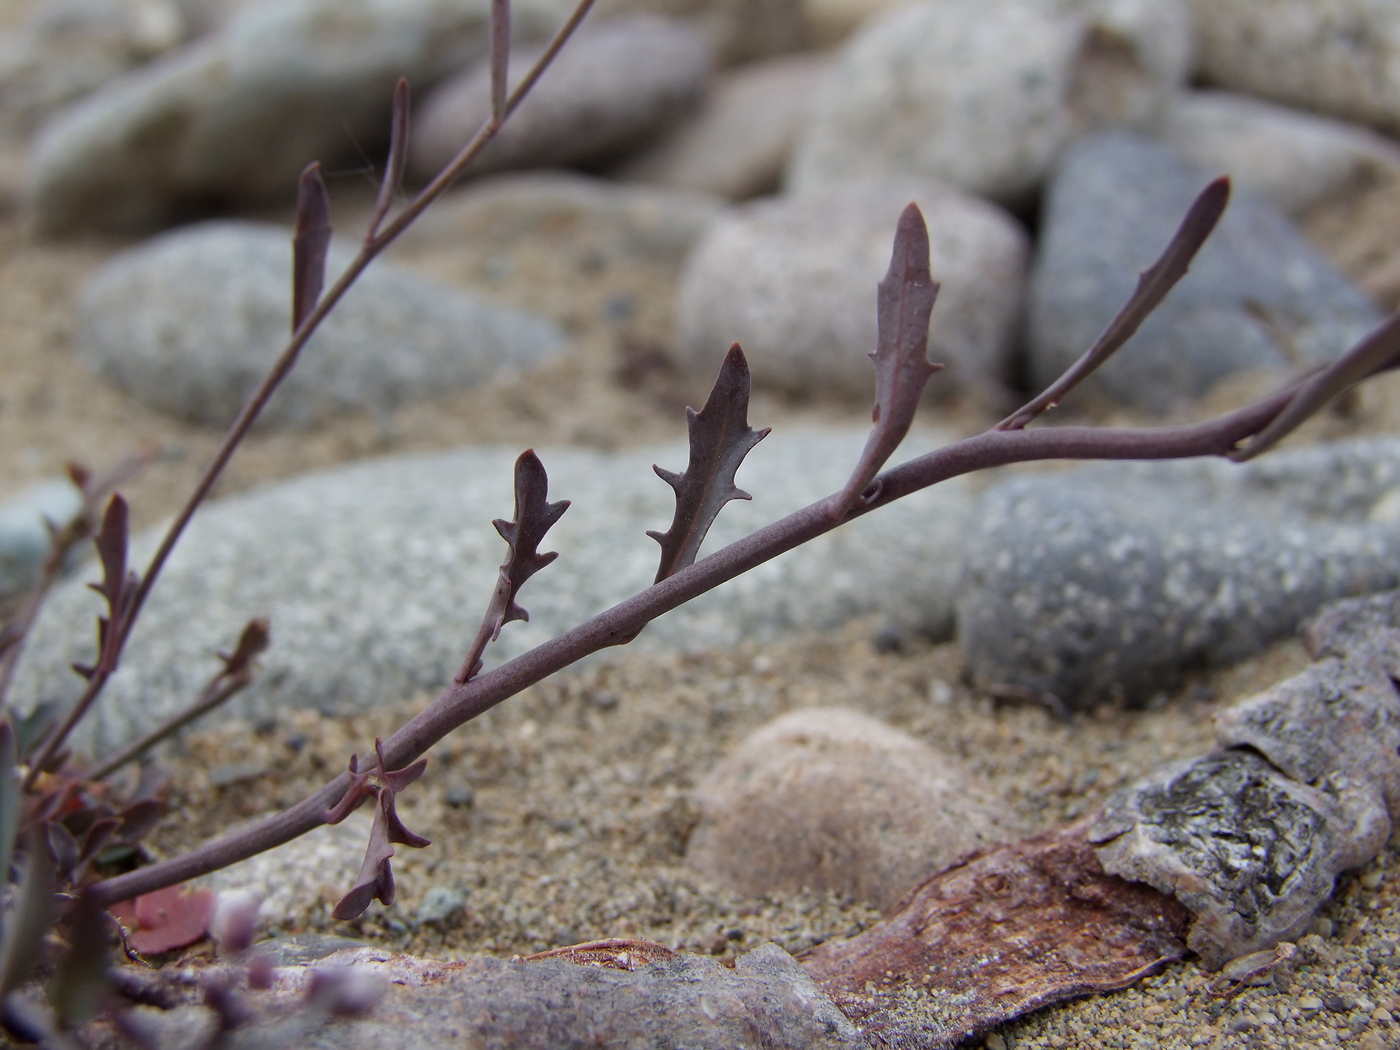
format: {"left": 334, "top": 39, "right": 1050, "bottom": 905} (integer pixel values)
{"left": 648, "top": 344, "right": 770, "bottom": 582}
{"left": 332, "top": 794, "right": 397, "bottom": 920}
{"left": 999, "top": 177, "right": 1231, "bottom": 431}
{"left": 218, "top": 618, "right": 271, "bottom": 678}
{"left": 292, "top": 162, "right": 332, "bottom": 332}
{"left": 829, "top": 202, "right": 942, "bottom": 519}
{"left": 456, "top": 451, "right": 569, "bottom": 683}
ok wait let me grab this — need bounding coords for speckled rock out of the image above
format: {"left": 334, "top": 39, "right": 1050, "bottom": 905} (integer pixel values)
{"left": 0, "top": 0, "right": 186, "bottom": 136}
{"left": 1088, "top": 748, "right": 1389, "bottom": 969}
{"left": 957, "top": 438, "right": 1400, "bottom": 710}
{"left": 23, "top": 0, "right": 570, "bottom": 235}
{"left": 1156, "top": 90, "right": 1400, "bottom": 217}
{"left": 76, "top": 221, "right": 567, "bottom": 428}
{"left": 615, "top": 53, "right": 829, "bottom": 200}
{"left": 1188, "top": 0, "right": 1400, "bottom": 135}
{"left": 12, "top": 426, "right": 974, "bottom": 752}
{"left": 786, "top": 0, "right": 1192, "bottom": 204}
{"left": 409, "top": 16, "right": 711, "bottom": 182}
{"left": 676, "top": 179, "right": 1027, "bottom": 401}
{"left": 107, "top": 944, "right": 869, "bottom": 1050}
{"left": 1027, "top": 133, "right": 1382, "bottom": 412}
{"left": 0, "top": 479, "right": 83, "bottom": 602}
{"left": 687, "top": 708, "right": 1028, "bottom": 910}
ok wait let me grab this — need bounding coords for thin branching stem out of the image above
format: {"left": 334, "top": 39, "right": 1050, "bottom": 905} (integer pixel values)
{"left": 23, "top": 0, "right": 598, "bottom": 781}
{"left": 87, "top": 377, "right": 1301, "bottom": 907}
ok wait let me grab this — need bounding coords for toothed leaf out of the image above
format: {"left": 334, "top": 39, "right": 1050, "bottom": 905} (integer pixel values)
{"left": 648, "top": 344, "right": 769, "bottom": 582}
{"left": 830, "top": 203, "right": 941, "bottom": 519}
{"left": 456, "top": 450, "right": 568, "bottom": 682}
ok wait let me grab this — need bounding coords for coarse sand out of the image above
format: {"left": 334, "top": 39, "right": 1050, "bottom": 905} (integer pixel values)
{"left": 4, "top": 166, "right": 1400, "bottom": 1048}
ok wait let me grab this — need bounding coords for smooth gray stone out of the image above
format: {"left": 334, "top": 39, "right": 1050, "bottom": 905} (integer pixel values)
{"left": 113, "top": 944, "right": 870, "bottom": 1050}
{"left": 1027, "top": 133, "right": 1382, "bottom": 412}
{"left": 957, "top": 438, "right": 1400, "bottom": 710}
{"left": 1089, "top": 749, "right": 1390, "bottom": 969}
{"left": 1155, "top": 90, "right": 1400, "bottom": 216}
{"left": 786, "top": 0, "right": 1191, "bottom": 204}
{"left": 23, "top": 0, "right": 571, "bottom": 235}
{"left": 12, "top": 427, "right": 974, "bottom": 752}
{"left": 676, "top": 179, "right": 1028, "bottom": 402}
{"left": 0, "top": 479, "right": 82, "bottom": 601}
{"left": 1188, "top": 0, "right": 1400, "bottom": 136}
{"left": 75, "top": 221, "right": 567, "bottom": 428}
{"left": 409, "top": 16, "right": 711, "bottom": 182}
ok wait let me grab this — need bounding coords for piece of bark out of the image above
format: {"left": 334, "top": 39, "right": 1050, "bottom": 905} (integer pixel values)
{"left": 800, "top": 819, "right": 1190, "bottom": 1050}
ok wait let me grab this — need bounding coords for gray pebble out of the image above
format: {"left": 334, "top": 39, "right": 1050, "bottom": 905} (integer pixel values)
{"left": 76, "top": 221, "right": 567, "bottom": 428}
{"left": 0, "top": 479, "right": 82, "bottom": 602}
{"left": 958, "top": 438, "right": 1400, "bottom": 709}
{"left": 1027, "top": 132, "right": 1382, "bottom": 412}
{"left": 12, "top": 426, "right": 974, "bottom": 752}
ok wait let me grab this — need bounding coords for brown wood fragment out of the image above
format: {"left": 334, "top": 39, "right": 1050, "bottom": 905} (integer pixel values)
{"left": 521, "top": 938, "right": 677, "bottom": 971}
{"left": 799, "top": 818, "right": 1191, "bottom": 1050}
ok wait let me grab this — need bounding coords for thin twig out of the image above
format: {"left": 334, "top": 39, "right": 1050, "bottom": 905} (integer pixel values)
{"left": 25, "top": 0, "right": 599, "bottom": 779}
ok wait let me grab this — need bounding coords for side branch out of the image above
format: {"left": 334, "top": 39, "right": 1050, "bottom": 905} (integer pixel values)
{"left": 86, "top": 381, "right": 1298, "bottom": 907}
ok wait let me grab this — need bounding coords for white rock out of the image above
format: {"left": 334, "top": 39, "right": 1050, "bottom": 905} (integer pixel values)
{"left": 0, "top": 479, "right": 84, "bottom": 601}
{"left": 23, "top": 0, "right": 571, "bottom": 235}
{"left": 614, "top": 53, "right": 829, "bottom": 200}
{"left": 1189, "top": 0, "right": 1400, "bottom": 134}
{"left": 787, "top": 0, "right": 1193, "bottom": 204}
{"left": 687, "top": 708, "right": 1027, "bottom": 909}
{"left": 593, "top": 0, "right": 808, "bottom": 65}
{"left": 1156, "top": 90, "right": 1400, "bottom": 215}
{"left": 676, "top": 179, "right": 1028, "bottom": 400}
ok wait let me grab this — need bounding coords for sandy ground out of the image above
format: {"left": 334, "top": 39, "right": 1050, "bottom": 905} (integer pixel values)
{"left": 4, "top": 151, "right": 1400, "bottom": 1047}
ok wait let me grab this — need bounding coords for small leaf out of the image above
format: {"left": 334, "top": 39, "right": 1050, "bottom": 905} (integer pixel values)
{"left": 829, "top": 202, "right": 942, "bottom": 519}
{"left": 648, "top": 344, "right": 770, "bottom": 582}
{"left": 367, "top": 78, "right": 411, "bottom": 241}
{"left": 1230, "top": 308, "right": 1400, "bottom": 461}
{"left": 292, "top": 161, "right": 332, "bottom": 332}
{"left": 456, "top": 451, "right": 569, "bottom": 683}
{"left": 52, "top": 889, "right": 111, "bottom": 1026}
{"left": 999, "top": 176, "right": 1230, "bottom": 430}
{"left": 490, "top": 0, "right": 511, "bottom": 123}
{"left": 89, "top": 495, "right": 130, "bottom": 611}
{"left": 218, "top": 618, "right": 271, "bottom": 677}
{"left": 0, "top": 830, "right": 56, "bottom": 996}
{"left": 126, "top": 885, "right": 217, "bottom": 955}
{"left": 332, "top": 796, "right": 397, "bottom": 920}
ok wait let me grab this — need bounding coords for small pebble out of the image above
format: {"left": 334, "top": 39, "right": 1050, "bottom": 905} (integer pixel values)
{"left": 1299, "top": 995, "right": 1324, "bottom": 1011}
{"left": 1360, "top": 869, "right": 1385, "bottom": 890}
{"left": 445, "top": 784, "right": 475, "bottom": 808}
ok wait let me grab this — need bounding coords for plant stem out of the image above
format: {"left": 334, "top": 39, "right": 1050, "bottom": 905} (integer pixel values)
{"left": 86, "top": 382, "right": 1297, "bottom": 907}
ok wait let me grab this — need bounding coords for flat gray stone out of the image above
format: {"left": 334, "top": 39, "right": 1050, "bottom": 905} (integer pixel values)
{"left": 957, "top": 438, "right": 1400, "bottom": 710}
{"left": 687, "top": 707, "right": 1028, "bottom": 910}
{"left": 1027, "top": 133, "right": 1382, "bottom": 412}
{"left": 107, "top": 944, "right": 870, "bottom": 1050}
{"left": 75, "top": 221, "right": 567, "bottom": 428}
{"left": 1155, "top": 90, "right": 1400, "bottom": 216}
{"left": 786, "top": 0, "right": 1192, "bottom": 204}
{"left": 1088, "top": 749, "right": 1390, "bottom": 969}
{"left": 614, "top": 53, "right": 829, "bottom": 201}
{"left": 22, "top": 0, "right": 571, "bottom": 235}
{"left": 1188, "top": 0, "right": 1400, "bottom": 135}
{"left": 409, "top": 16, "right": 710, "bottom": 182}
{"left": 676, "top": 179, "right": 1028, "bottom": 401}
{"left": 12, "top": 426, "right": 974, "bottom": 753}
